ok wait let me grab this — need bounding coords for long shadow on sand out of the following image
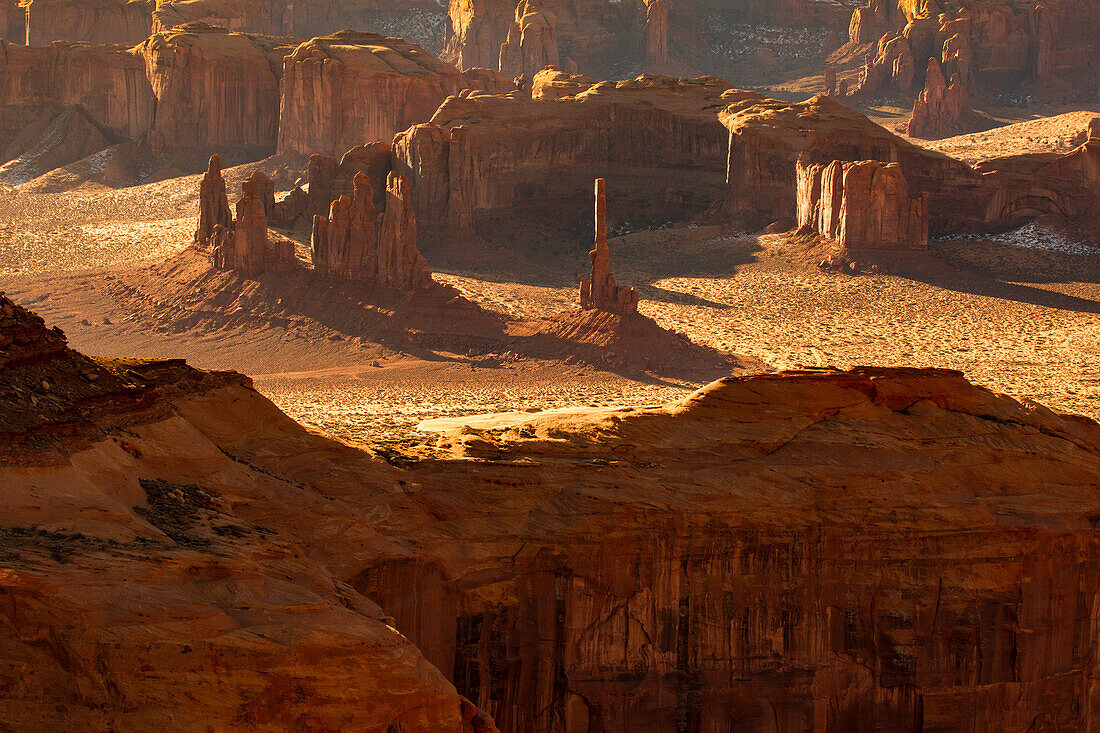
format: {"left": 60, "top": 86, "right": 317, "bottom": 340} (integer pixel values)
{"left": 900, "top": 270, "right": 1100, "bottom": 314}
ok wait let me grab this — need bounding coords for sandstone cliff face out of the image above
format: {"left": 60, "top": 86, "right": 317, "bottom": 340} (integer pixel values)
{"left": 277, "top": 31, "right": 479, "bottom": 158}
{"left": 797, "top": 158, "right": 929, "bottom": 253}
{"left": 0, "top": 0, "right": 23, "bottom": 43}
{"left": 721, "top": 93, "right": 976, "bottom": 231}
{"left": 0, "top": 294, "right": 492, "bottom": 732}
{"left": 0, "top": 39, "right": 155, "bottom": 151}
{"left": 8, "top": 291, "right": 1100, "bottom": 731}
{"left": 392, "top": 75, "right": 733, "bottom": 239}
{"left": 844, "top": 0, "right": 1100, "bottom": 102}
{"left": 720, "top": 91, "right": 1100, "bottom": 240}
{"left": 138, "top": 22, "right": 292, "bottom": 159}
{"left": 23, "top": 0, "right": 154, "bottom": 45}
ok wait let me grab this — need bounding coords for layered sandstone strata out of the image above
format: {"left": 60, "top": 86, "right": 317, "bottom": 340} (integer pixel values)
{"left": 797, "top": 158, "right": 929, "bottom": 252}
{"left": 23, "top": 0, "right": 154, "bottom": 45}
{"left": 0, "top": 293, "right": 493, "bottom": 732}
{"left": 138, "top": 22, "right": 293, "bottom": 158}
{"left": 579, "top": 178, "right": 638, "bottom": 314}
{"left": 8, "top": 291, "right": 1100, "bottom": 729}
{"left": 277, "top": 31, "right": 509, "bottom": 158}
{"left": 392, "top": 75, "right": 733, "bottom": 237}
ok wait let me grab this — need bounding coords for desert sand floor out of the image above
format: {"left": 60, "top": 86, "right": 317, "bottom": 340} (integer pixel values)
{"left": 2, "top": 126, "right": 1098, "bottom": 443}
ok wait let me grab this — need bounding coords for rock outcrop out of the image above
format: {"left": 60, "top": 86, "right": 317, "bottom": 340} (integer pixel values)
{"left": 138, "top": 22, "right": 293, "bottom": 159}
{"left": 797, "top": 158, "right": 929, "bottom": 255}
{"left": 195, "top": 154, "right": 233, "bottom": 244}
{"left": 277, "top": 31, "right": 505, "bottom": 158}
{"left": 309, "top": 168, "right": 433, "bottom": 291}
{"left": 1073, "top": 116, "right": 1100, "bottom": 146}
{"left": 579, "top": 178, "right": 638, "bottom": 314}
{"left": 9, "top": 289, "right": 1100, "bottom": 730}
{"left": 907, "top": 56, "right": 975, "bottom": 139}
{"left": 392, "top": 75, "right": 733, "bottom": 240}
{"left": 530, "top": 66, "right": 596, "bottom": 100}
{"left": 0, "top": 293, "right": 494, "bottom": 732}
{"left": 377, "top": 172, "right": 434, "bottom": 291}
{"left": 195, "top": 165, "right": 292, "bottom": 274}
{"left": 23, "top": 0, "right": 154, "bottom": 46}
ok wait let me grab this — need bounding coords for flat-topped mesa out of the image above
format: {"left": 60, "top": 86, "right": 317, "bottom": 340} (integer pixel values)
{"left": 277, "top": 31, "right": 513, "bottom": 158}
{"left": 797, "top": 158, "right": 929, "bottom": 255}
{"left": 907, "top": 57, "right": 974, "bottom": 139}
{"left": 392, "top": 75, "right": 734, "bottom": 239}
{"left": 138, "top": 23, "right": 294, "bottom": 159}
{"left": 580, "top": 179, "right": 638, "bottom": 314}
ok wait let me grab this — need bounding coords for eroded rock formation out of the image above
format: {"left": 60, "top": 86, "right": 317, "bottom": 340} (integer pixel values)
{"left": 842, "top": 0, "right": 1100, "bottom": 102}
{"left": 194, "top": 163, "right": 292, "bottom": 274}
{"left": 0, "top": 293, "right": 494, "bottom": 731}
{"left": 579, "top": 178, "right": 638, "bottom": 314}
{"left": 393, "top": 75, "right": 734, "bottom": 239}
{"left": 8, "top": 289, "right": 1100, "bottom": 729}
{"left": 377, "top": 172, "right": 434, "bottom": 291}
{"left": 907, "top": 56, "right": 974, "bottom": 138}
{"left": 138, "top": 22, "right": 292, "bottom": 159}
{"left": 725, "top": 91, "right": 1100, "bottom": 244}
{"left": 277, "top": 31, "right": 503, "bottom": 158}
{"left": 797, "top": 158, "right": 929, "bottom": 254}
{"left": 530, "top": 66, "right": 596, "bottom": 100}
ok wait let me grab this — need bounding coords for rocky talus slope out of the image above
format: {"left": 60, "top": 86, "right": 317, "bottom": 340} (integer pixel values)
{"left": 4, "top": 292, "right": 1100, "bottom": 731}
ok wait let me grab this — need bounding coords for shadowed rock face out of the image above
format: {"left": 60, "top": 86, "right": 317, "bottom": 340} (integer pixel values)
{"left": 4, "top": 292, "right": 1100, "bottom": 730}
{"left": 392, "top": 75, "right": 733, "bottom": 239}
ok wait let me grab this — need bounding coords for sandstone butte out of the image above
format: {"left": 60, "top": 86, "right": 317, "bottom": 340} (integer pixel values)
{"left": 5, "top": 291, "right": 1100, "bottom": 730}
{"left": 720, "top": 93, "right": 1100, "bottom": 247}
{"left": 276, "top": 30, "right": 513, "bottom": 158}
{"left": 0, "top": 24, "right": 512, "bottom": 174}
{"left": 392, "top": 74, "right": 734, "bottom": 237}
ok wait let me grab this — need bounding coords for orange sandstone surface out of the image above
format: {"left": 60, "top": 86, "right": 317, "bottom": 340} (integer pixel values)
{"left": 4, "top": 291, "right": 1100, "bottom": 730}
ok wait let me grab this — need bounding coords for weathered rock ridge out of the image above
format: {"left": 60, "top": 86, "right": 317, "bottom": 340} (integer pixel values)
{"left": 0, "top": 293, "right": 494, "bottom": 731}
{"left": 8, "top": 297, "right": 1100, "bottom": 731}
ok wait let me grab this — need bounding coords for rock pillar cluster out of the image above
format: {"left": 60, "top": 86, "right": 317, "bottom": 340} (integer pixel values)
{"left": 195, "top": 156, "right": 291, "bottom": 274}
{"left": 797, "top": 159, "right": 929, "bottom": 252}
{"left": 310, "top": 171, "right": 433, "bottom": 292}
{"left": 907, "top": 57, "right": 973, "bottom": 138}
{"left": 579, "top": 178, "right": 638, "bottom": 314}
